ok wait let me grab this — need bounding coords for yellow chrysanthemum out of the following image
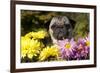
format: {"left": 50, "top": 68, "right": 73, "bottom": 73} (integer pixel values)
{"left": 21, "top": 37, "right": 44, "bottom": 59}
{"left": 25, "top": 29, "right": 48, "bottom": 39}
{"left": 21, "top": 37, "right": 31, "bottom": 58}
{"left": 24, "top": 32, "right": 34, "bottom": 39}
{"left": 39, "top": 45, "right": 59, "bottom": 61}
{"left": 35, "top": 29, "right": 48, "bottom": 39}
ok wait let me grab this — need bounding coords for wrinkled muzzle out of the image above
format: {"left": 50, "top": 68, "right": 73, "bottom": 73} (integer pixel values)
{"left": 53, "top": 28, "right": 68, "bottom": 40}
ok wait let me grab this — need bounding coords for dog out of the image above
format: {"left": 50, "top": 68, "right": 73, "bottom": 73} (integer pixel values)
{"left": 49, "top": 16, "right": 76, "bottom": 44}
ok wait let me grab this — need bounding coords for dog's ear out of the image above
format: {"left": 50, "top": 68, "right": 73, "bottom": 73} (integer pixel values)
{"left": 44, "top": 19, "right": 51, "bottom": 30}
{"left": 69, "top": 18, "right": 76, "bottom": 29}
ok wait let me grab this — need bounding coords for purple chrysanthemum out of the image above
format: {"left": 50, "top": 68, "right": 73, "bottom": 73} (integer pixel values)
{"left": 74, "top": 36, "right": 90, "bottom": 60}
{"left": 57, "top": 38, "right": 77, "bottom": 60}
{"left": 57, "top": 34, "right": 90, "bottom": 60}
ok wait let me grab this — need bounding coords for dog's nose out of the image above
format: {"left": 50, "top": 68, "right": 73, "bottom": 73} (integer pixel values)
{"left": 57, "top": 33, "right": 64, "bottom": 40}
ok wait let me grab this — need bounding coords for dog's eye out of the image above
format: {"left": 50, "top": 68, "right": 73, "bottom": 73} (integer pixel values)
{"left": 65, "top": 24, "right": 70, "bottom": 29}
{"left": 51, "top": 25, "right": 56, "bottom": 29}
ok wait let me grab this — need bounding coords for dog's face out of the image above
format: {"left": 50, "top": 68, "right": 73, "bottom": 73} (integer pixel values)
{"left": 49, "top": 16, "right": 75, "bottom": 43}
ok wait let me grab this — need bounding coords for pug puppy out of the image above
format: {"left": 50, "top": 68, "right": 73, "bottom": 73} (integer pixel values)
{"left": 49, "top": 16, "right": 76, "bottom": 44}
